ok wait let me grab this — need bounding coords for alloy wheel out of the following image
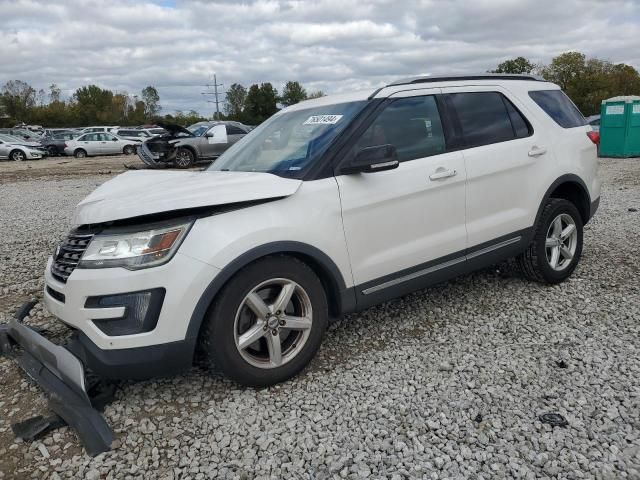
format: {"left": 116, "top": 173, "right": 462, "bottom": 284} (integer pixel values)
{"left": 11, "top": 150, "right": 26, "bottom": 161}
{"left": 234, "top": 278, "right": 313, "bottom": 369}
{"left": 545, "top": 213, "right": 578, "bottom": 271}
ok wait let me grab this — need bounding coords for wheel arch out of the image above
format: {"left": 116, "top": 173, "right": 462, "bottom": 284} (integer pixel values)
{"left": 535, "top": 174, "right": 591, "bottom": 226}
{"left": 184, "top": 241, "right": 355, "bottom": 360}
{"left": 9, "top": 148, "right": 25, "bottom": 159}
{"left": 176, "top": 144, "right": 197, "bottom": 158}
{"left": 74, "top": 148, "right": 87, "bottom": 157}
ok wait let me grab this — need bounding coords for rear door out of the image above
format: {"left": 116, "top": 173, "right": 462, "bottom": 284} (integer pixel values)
{"left": 336, "top": 89, "right": 468, "bottom": 296}
{"left": 78, "top": 133, "right": 99, "bottom": 155}
{"left": 441, "top": 87, "right": 544, "bottom": 249}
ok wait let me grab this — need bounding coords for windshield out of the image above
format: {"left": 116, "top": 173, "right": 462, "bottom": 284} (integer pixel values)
{"left": 0, "top": 134, "right": 29, "bottom": 143}
{"left": 208, "top": 101, "right": 367, "bottom": 177}
{"left": 188, "top": 124, "right": 210, "bottom": 137}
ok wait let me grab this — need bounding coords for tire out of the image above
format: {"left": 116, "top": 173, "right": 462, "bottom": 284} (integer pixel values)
{"left": 123, "top": 145, "right": 135, "bottom": 155}
{"left": 10, "top": 149, "right": 26, "bottom": 162}
{"left": 47, "top": 146, "right": 58, "bottom": 156}
{"left": 174, "top": 148, "right": 195, "bottom": 168}
{"left": 74, "top": 149, "right": 87, "bottom": 158}
{"left": 518, "top": 198, "right": 583, "bottom": 284}
{"left": 201, "top": 256, "right": 328, "bottom": 387}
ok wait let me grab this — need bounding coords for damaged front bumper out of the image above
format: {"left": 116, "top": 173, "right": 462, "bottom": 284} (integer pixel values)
{"left": 0, "top": 301, "right": 115, "bottom": 456}
{"left": 137, "top": 142, "right": 175, "bottom": 167}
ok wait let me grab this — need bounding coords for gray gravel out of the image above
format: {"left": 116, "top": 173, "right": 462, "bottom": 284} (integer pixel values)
{"left": 1, "top": 159, "right": 639, "bottom": 479}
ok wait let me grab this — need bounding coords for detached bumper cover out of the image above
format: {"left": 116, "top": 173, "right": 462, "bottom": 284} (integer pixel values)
{"left": 0, "top": 305, "right": 114, "bottom": 456}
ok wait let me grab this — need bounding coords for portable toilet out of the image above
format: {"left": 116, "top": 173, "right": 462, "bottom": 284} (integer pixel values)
{"left": 599, "top": 96, "right": 640, "bottom": 158}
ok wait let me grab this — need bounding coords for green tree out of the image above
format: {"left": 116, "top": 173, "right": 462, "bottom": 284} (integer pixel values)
{"left": 491, "top": 57, "right": 536, "bottom": 74}
{"left": 73, "top": 85, "right": 114, "bottom": 125}
{"left": 224, "top": 83, "right": 247, "bottom": 119}
{"left": 280, "top": 81, "right": 307, "bottom": 106}
{"left": 307, "top": 90, "right": 325, "bottom": 99}
{"left": 141, "top": 86, "right": 160, "bottom": 118}
{"left": 243, "top": 83, "right": 279, "bottom": 124}
{"left": 1, "top": 80, "right": 36, "bottom": 122}
{"left": 49, "top": 84, "right": 62, "bottom": 103}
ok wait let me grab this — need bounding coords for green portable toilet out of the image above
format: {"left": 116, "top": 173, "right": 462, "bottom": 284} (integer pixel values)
{"left": 599, "top": 96, "right": 640, "bottom": 158}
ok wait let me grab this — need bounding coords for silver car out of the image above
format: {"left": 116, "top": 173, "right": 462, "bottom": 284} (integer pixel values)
{"left": 0, "top": 136, "right": 45, "bottom": 161}
{"left": 63, "top": 132, "right": 141, "bottom": 158}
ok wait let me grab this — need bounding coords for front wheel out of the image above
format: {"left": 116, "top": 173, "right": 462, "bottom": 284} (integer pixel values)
{"left": 518, "top": 198, "right": 583, "bottom": 284}
{"left": 201, "top": 256, "right": 328, "bottom": 387}
{"left": 123, "top": 145, "right": 135, "bottom": 155}
{"left": 174, "top": 148, "right": 195, "bottom": 168}
{"left": 10, "top": 149, "right": 26, "bottom": 161}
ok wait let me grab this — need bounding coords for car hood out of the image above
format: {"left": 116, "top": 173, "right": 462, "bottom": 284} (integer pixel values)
{"left": 73, "top": 170, "right": 302, "bottom": 225}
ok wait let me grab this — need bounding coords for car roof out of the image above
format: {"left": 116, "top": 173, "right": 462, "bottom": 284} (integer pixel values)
{"left": 285, "top": 74, "right": 558, "bottom": 113}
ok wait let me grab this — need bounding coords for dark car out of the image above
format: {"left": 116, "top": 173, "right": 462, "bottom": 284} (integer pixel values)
{"left": 40, "top": 132, "right": 78, "bottom": 156}
{"left": 137, "top": 121, "right": 250, "bottom": 168}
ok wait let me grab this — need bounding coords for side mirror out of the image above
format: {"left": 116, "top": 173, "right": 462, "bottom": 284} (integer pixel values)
{"left": 112, "top": 138, "right": 118, "bottom": 141}
{"left": 341, "top": 144, "right": 399, "bottom": 175}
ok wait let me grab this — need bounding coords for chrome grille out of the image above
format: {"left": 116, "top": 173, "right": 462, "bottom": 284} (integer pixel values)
{"left": 51, "top": 232, "right": 94, "bottom": 283}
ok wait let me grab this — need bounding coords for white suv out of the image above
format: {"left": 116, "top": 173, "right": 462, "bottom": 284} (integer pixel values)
{"left": 18, "top": 75, "right": 602, "bottom": 390}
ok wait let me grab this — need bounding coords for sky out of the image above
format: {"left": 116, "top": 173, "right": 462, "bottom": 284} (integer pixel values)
{"left": 2, "top": 0, "right": 640, "bottom": 117}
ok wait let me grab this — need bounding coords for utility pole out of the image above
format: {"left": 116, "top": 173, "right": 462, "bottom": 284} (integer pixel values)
{"left": 202, "top": 74, "right": 224, "bottom": 120}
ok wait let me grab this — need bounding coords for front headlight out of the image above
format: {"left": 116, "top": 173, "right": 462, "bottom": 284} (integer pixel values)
{"left": 78, "top": 221, "right": 193, "bottom": 270}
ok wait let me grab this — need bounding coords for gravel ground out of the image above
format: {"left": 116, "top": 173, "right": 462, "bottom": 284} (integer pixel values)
{"left": 0, "top": 158, "right": 639, "bottom": 479}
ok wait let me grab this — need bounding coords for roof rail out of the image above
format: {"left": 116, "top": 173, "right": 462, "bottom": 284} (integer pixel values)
{"left": 387, "top": 73, "right": 545, "bottom": 87}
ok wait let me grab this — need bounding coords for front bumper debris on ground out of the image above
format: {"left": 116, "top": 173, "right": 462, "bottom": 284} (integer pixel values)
{"left": 0, "top": 301, "right": 116, "bottom": 456}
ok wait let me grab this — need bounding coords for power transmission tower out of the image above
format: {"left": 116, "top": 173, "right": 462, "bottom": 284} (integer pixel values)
{"left": 202, "top": 74, "right": 224, "bottom": 120}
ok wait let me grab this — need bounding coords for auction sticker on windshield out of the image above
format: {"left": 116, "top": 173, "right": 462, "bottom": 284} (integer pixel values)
{"left": 303, "top": 115, "right": 343, "bottom": 125}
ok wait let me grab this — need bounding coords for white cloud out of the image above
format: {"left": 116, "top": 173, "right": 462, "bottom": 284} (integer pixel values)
{"left": 1, "top": 0, "right": 639, "bottom": 116}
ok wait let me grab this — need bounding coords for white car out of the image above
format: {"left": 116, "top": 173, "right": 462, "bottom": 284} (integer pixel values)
{"left": 10, "top": 75, "right": 601, "bottom": 396}
{"left": 63, "top": 132, "right": 141, "bottom": 157}
{"left": 0, "top": 135, "right": 46, "bottom": 161}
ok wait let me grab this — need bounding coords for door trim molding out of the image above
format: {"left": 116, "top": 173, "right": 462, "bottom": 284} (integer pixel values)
{"left": 359, "top": 231, "right": 528, "bottom": 298}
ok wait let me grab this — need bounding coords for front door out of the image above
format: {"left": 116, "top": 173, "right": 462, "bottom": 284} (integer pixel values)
{"left": 202, "top": 125, "right": 228, "bottom": 158}
{"left": 336, "top": 91, "right": 467, "bottom": 301}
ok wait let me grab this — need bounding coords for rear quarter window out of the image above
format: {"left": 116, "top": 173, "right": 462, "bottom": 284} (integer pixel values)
{"left": 529, "top": 90, "right": 586, "bottom": 128}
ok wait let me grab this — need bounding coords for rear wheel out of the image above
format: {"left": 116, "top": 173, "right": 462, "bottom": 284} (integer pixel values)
{"left": 201, "top": 256, "right": 328, "bottom": 387}
{"left": 74, "top": 149, "right": 87, "bottom": 158}
{"left": 174, "top": 148, "right": 195, "bottom": 168}
{"left": 47, "top": 145, "right": 58, "bottom": 156}
{"left": 518, "top": 198, "right": 583, "bottom": 284}
{"left": 123, "top": 145, "right": 135, "bottom": 155}
{"left": 10, "top": 149, "right": 26, "bottom": 161}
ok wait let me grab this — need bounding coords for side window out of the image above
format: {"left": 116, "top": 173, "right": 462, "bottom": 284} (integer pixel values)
{"left": 226, "top": 125, "right": 246, "bottom": 135}
{"left": 449, "top": 92, "right": 519, "bottom": 148}
{"left": 103, "top": 133, "right": 116, "bottom": 141}
{"left": 354, "top": 95, "right": 446, "bottom": 163}
{"left": 503, "top": 96, "right": 532, "bottom": 138}
{"left": 528, "top": 90, "right": 586, "bottom": 128}
{"left": 80, "top": 134, "right": 93, "bottom": 141}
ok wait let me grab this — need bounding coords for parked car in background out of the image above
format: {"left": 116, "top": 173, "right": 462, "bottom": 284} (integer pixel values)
{"left": 80, "top": 126, "right": 120, "bottom": 134}
{"left": 0, "top": 133, "right": 44, "bottom": 150}
{"left": 42, "top": 128, "right": 77, "bottom": 137}
{"left": 114, "top": 128, "right": 154, "bottom": 142}
{"left": 0, "top": 136, "right": 45, "bottom": 161}
{"left": 40, "top": 132, "right": 78, "bottom": 156}
{"left": 0, "top": 128, "right": 41, "bottom": 141}
{"left": 63, "top": 132, "right": 142, "bottom": 158}
{"left": 138, "top": 121, "right": 250, "bottom": 168}
{"left": 586, "top": 115, "right": 600, "bottom": 132}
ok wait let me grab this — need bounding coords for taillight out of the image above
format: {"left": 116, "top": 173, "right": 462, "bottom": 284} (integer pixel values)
{"left": 587, "top": 131, "right": 600, "bottom": 145}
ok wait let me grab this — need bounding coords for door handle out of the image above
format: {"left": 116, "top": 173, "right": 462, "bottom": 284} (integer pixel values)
{"left": 528, "top": 146, "right": 547, "bottom": 157}
{"left": 429, "top": 169, "right": 457, "bottom": 181}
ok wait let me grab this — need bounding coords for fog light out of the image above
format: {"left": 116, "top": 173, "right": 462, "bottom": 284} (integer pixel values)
{"left": 85, "top": 288, "right": 165, "bottom": 336}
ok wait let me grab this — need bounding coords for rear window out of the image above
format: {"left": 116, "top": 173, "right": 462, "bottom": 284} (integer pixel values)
{"left": 529, "top": 90, "right": 586, "bottom": 128}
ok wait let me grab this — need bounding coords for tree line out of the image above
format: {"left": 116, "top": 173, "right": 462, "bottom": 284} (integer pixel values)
{"left": 3, "top": 51, "right": 636, "bottom": 127}
{"left": 491, "top": 52, "right": 640, "bottom": 115}
{"left": 0, "top": 79, "right": 323, "bottom": 128}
